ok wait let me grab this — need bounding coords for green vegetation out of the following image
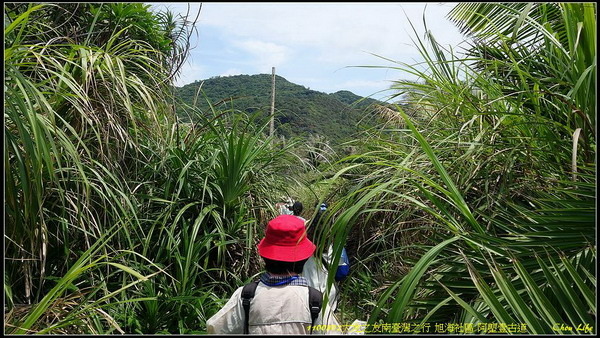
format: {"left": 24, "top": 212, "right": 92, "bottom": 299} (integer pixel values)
{"left": 4, "top": 3, "right": 290, "bottom": 333}
{"left": 4, "top": 2, "right": 596, "bottom": 335}
{"left": 315, "top": 2, "right": 596, "bottom": 334}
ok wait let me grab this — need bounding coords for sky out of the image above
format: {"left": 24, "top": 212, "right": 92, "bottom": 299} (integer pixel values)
{"left": 149, "top": 2, "right": 466, "bottom": 101}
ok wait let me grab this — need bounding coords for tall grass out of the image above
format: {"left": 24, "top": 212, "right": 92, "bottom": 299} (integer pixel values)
{"left": 120, "top": 107, "right": 295, "bottom": 332}
{"left": 5, "top": 2, "right": 595, "bottom": 334}
{"left": 4, "top": 3, "right": 180, "bottom": 333}
{"left": 5, "top": 3, "right": 295, "bottom": 333}
{"left": 316, "top": 3, "right": 595, "bottom": 333}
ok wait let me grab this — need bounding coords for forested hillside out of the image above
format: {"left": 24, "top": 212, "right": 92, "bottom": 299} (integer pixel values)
{"left": 175, "top": 74, "right": 382, "bottom": 144}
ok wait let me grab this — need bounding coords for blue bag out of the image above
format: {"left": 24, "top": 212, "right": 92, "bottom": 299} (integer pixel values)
{"left": 335, "top": 247, "right": 350, "bottom": 281}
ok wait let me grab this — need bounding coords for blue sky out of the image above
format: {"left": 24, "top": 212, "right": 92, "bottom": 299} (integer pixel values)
{"left": 149, "top": 2, "right": 466, "bottom": 101}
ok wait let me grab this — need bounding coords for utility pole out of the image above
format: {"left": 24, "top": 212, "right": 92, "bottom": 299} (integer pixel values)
{"left": 269, "top": 67, "right": 275, "bottom": 139}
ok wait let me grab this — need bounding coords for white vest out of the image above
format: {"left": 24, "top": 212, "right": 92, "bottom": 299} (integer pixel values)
{"left": 206, "top": 283, "right": 341, "bottom": 334}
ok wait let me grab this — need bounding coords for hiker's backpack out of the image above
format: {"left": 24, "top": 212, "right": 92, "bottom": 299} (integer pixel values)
{"left": 322, "top": 245, "right": 351, "bottom": 282}
{"left": 241, "top": 281, "right": 322, "bottom": 334}
{"left": 334, "top": 247, "right": 350, "bottom": 282}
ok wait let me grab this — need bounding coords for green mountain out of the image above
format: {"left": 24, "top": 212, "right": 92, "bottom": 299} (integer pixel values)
{"left": 174, "top": 74, "right": 382, "bottom": 144}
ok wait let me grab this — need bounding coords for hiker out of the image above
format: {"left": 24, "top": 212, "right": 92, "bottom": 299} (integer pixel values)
{"left": 286, "top": 199, "right": 348, "bottom": 314}
{"left": 308, "top": 202, "right": 349, "bottom": 282}
{"left": 306, "top": 203, "right": 328, "bottom": 240}
{"left": 275, "top": 198, "right": 294, "bottom": 216}
{"left": 303, "top": 202, "right": 350, "bottom": 314}
{"left": 290, "top": 201, "right": 307, "bottom": 224}
{"left": 206, "top": 214, "right": 341, "bottom": 334}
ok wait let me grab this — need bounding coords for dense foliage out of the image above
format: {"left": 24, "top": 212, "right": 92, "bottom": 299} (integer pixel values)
{"left": 4, "top": 2, "right": 596, "bottom": 335}
{"left": 4, "top": 3, "right": 292, "bottom": 334}
{"left": 313, "top": 2, "right": 596, "bottom": 334}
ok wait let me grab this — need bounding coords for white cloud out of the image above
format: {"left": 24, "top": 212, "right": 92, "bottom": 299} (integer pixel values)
{"left": 173, "top": 59, "right": 207, "bottom": 87}
{"left": 232, "top": 39, "right": 291, "bottom": 72}
{"left": 197, "top": 3, "right": 464, "bottom": 64}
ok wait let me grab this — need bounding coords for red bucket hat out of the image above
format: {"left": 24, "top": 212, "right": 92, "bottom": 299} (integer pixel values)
{"left": 257, "top": 215, "right": 316, "bottom": 262}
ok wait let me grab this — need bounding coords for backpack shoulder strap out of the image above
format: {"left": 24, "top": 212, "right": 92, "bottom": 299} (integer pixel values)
{"left": 307, "top": 286, "right": 323, "bottom": 334}
{"left": 241, "top": 281, "right": 259, "bottom": 334}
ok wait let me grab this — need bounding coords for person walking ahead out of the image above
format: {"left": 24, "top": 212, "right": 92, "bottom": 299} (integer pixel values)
{"left": 206, "top": 215, "right": 341, "bottom": 334}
